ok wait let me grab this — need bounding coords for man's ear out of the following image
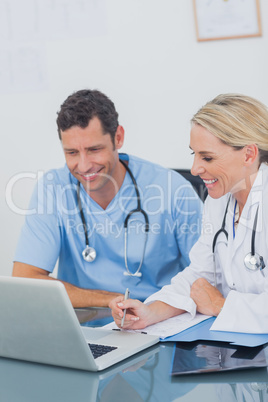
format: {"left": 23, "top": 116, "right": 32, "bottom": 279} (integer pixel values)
{"left": 114, "top": 125, "right": 125, "bottom": 150}
{"left": 244, "top": 144, "right": 259, "bottom": 165}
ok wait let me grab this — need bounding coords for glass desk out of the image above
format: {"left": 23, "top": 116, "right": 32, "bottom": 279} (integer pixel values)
{"left": 0, "top": 308, "right": 267, "bottom": 402}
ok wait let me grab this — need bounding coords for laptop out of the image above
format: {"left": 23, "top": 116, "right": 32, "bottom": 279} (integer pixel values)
{"left": 0, "top": 343, "right": 160, "bottom": 402}
{"left": 0, "top": 276, "right": 159, "bottom": 371}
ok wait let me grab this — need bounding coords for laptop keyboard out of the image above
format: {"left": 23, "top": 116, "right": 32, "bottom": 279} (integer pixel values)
{"left": 88, "top": 343, "right": 118, "bottom": 359}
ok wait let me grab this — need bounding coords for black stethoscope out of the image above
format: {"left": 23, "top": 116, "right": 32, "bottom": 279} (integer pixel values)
{"left": 77, "top": 159, "right": 149, "bottom": 277}
{"left": 212, "top": 196, "right": 266, "bottom": 279}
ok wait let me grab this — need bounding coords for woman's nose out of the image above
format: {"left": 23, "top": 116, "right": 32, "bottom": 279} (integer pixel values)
{"left": 191, "top": 157, "right": 205, "bottom": 177}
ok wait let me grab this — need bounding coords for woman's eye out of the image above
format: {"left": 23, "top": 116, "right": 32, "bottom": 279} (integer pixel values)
{"left": 203, "top": 157, "right": 212, "bottom": 162}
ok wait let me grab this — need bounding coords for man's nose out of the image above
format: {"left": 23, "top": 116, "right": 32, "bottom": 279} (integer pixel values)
{"left": 77, "top": 154, "right": 93, "bottom": 173}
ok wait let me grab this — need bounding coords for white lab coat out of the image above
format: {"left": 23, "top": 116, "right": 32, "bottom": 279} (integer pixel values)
{"left": 146, "top": 163, "right": 268, "bottom": 333}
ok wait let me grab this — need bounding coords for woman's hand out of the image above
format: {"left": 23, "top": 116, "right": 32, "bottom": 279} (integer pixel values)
{"left": 109, "top": 297, "right": 184, "bottom": 330}
{"left": 190, "top": 278, "right": 225, "bottom": 316}
{"left": 109, "top": 296, "right": 153, "bottom": 330}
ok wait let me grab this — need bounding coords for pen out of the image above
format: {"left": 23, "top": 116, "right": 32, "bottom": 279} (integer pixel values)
{"left": 121, "top": 288, "right": 130, "bottom": 327}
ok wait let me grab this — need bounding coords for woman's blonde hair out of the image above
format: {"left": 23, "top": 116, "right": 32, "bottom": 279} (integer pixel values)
{"left": 191, "top": 94, "right": 268, "bottom": 164}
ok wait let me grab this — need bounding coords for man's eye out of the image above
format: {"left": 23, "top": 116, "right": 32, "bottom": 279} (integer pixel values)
{"left": 203, "top": 157, "right": 212, "bottom": 162}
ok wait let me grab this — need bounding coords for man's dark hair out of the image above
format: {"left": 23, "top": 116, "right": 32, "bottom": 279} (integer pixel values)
{"left": 56, "top": 89, "right": 119, "bottom": 143}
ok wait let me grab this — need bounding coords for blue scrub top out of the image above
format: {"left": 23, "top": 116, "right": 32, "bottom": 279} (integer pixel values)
{"left": 14, "top": 154, "right": 203, "bottom": 301}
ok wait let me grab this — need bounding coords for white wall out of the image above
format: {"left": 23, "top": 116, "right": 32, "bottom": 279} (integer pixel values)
{"left": 1, "top": 0, "right": 268, "bottom": 276}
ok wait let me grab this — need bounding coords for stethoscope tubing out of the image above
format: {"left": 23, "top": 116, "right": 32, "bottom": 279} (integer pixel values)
{"left": 77, "top": 181, "right": 89, "bottom": 248}
{"left": 212, "top": 195, "right": 265, "bottom": 283}
{"left": 76, "top": 158, "right": 150, "bottom": 276}
{"left": 212, "top": 196, "right": 231, "bottom": 254}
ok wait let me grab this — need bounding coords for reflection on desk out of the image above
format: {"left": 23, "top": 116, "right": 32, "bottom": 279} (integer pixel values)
{"left": 0, "top": 344, "right": 192, "bottom": 402}
{"left": 1, "top": 307, "right": 268, "bottom": 402}
{"left": 1, "top": 342, "right": 268, "bottom": 402}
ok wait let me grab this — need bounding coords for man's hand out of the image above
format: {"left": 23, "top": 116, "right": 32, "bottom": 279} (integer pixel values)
{"left": 190, "top": 278, "right": 225, "bottom": 316}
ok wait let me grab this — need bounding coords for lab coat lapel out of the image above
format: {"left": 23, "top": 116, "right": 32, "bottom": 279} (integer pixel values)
{"left": 229, "top": 168, "right": 264, "bottom": 260}
{"left": 223, "top": 195, "right": 259, "bottom": 288}
{"left": 221, "top": 165, "right": 266, "bottom": 289}
{"left": 223, "top": 197, "right": 237, "bottom": 287}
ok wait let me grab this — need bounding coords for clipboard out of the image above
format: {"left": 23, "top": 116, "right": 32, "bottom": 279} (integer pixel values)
{"left": 171, "top": 341, "right": 268, "bottom": 376}
{"left": 163, "top": 317, "right": 268, "bottom": 347}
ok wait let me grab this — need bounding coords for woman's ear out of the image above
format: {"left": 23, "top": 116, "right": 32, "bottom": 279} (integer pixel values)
{"left": 244, "top": 144, "right": 259, "bottom": 165}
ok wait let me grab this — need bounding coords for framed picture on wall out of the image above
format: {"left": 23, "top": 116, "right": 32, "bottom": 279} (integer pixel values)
{"left": 193, "top": 0, "right": 262, "bottom": 42}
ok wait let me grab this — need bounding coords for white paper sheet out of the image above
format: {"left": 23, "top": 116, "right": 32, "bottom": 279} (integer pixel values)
{"left": 104, "top": 313, "right": 212, "bottom": 340}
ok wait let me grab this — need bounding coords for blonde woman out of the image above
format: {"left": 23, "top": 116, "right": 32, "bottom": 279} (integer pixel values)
{"left": 110, "top": 93, "right": 268, "bottom": 333}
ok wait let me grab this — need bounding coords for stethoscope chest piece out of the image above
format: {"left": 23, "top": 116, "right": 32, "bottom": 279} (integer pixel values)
{"left": 244, "top": 252, "right": 263, "bottom": 271}
{"left": 82, "top": 246, "right": 97, "bottom": 262}
{"left": 243, "top": 205, "right": 266, "bottom": 272}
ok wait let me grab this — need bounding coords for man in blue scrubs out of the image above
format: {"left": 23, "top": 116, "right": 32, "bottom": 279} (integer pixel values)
{"left": 13, "top": 89, "right": 202, "bottom": 307}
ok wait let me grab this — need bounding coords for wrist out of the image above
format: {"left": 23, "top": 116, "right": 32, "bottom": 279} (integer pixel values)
{"left": 214, "top": 299, "right": 225, "bottom": 316}
{"left": 147, "top": 301, "right": 182, "bottom": 325}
